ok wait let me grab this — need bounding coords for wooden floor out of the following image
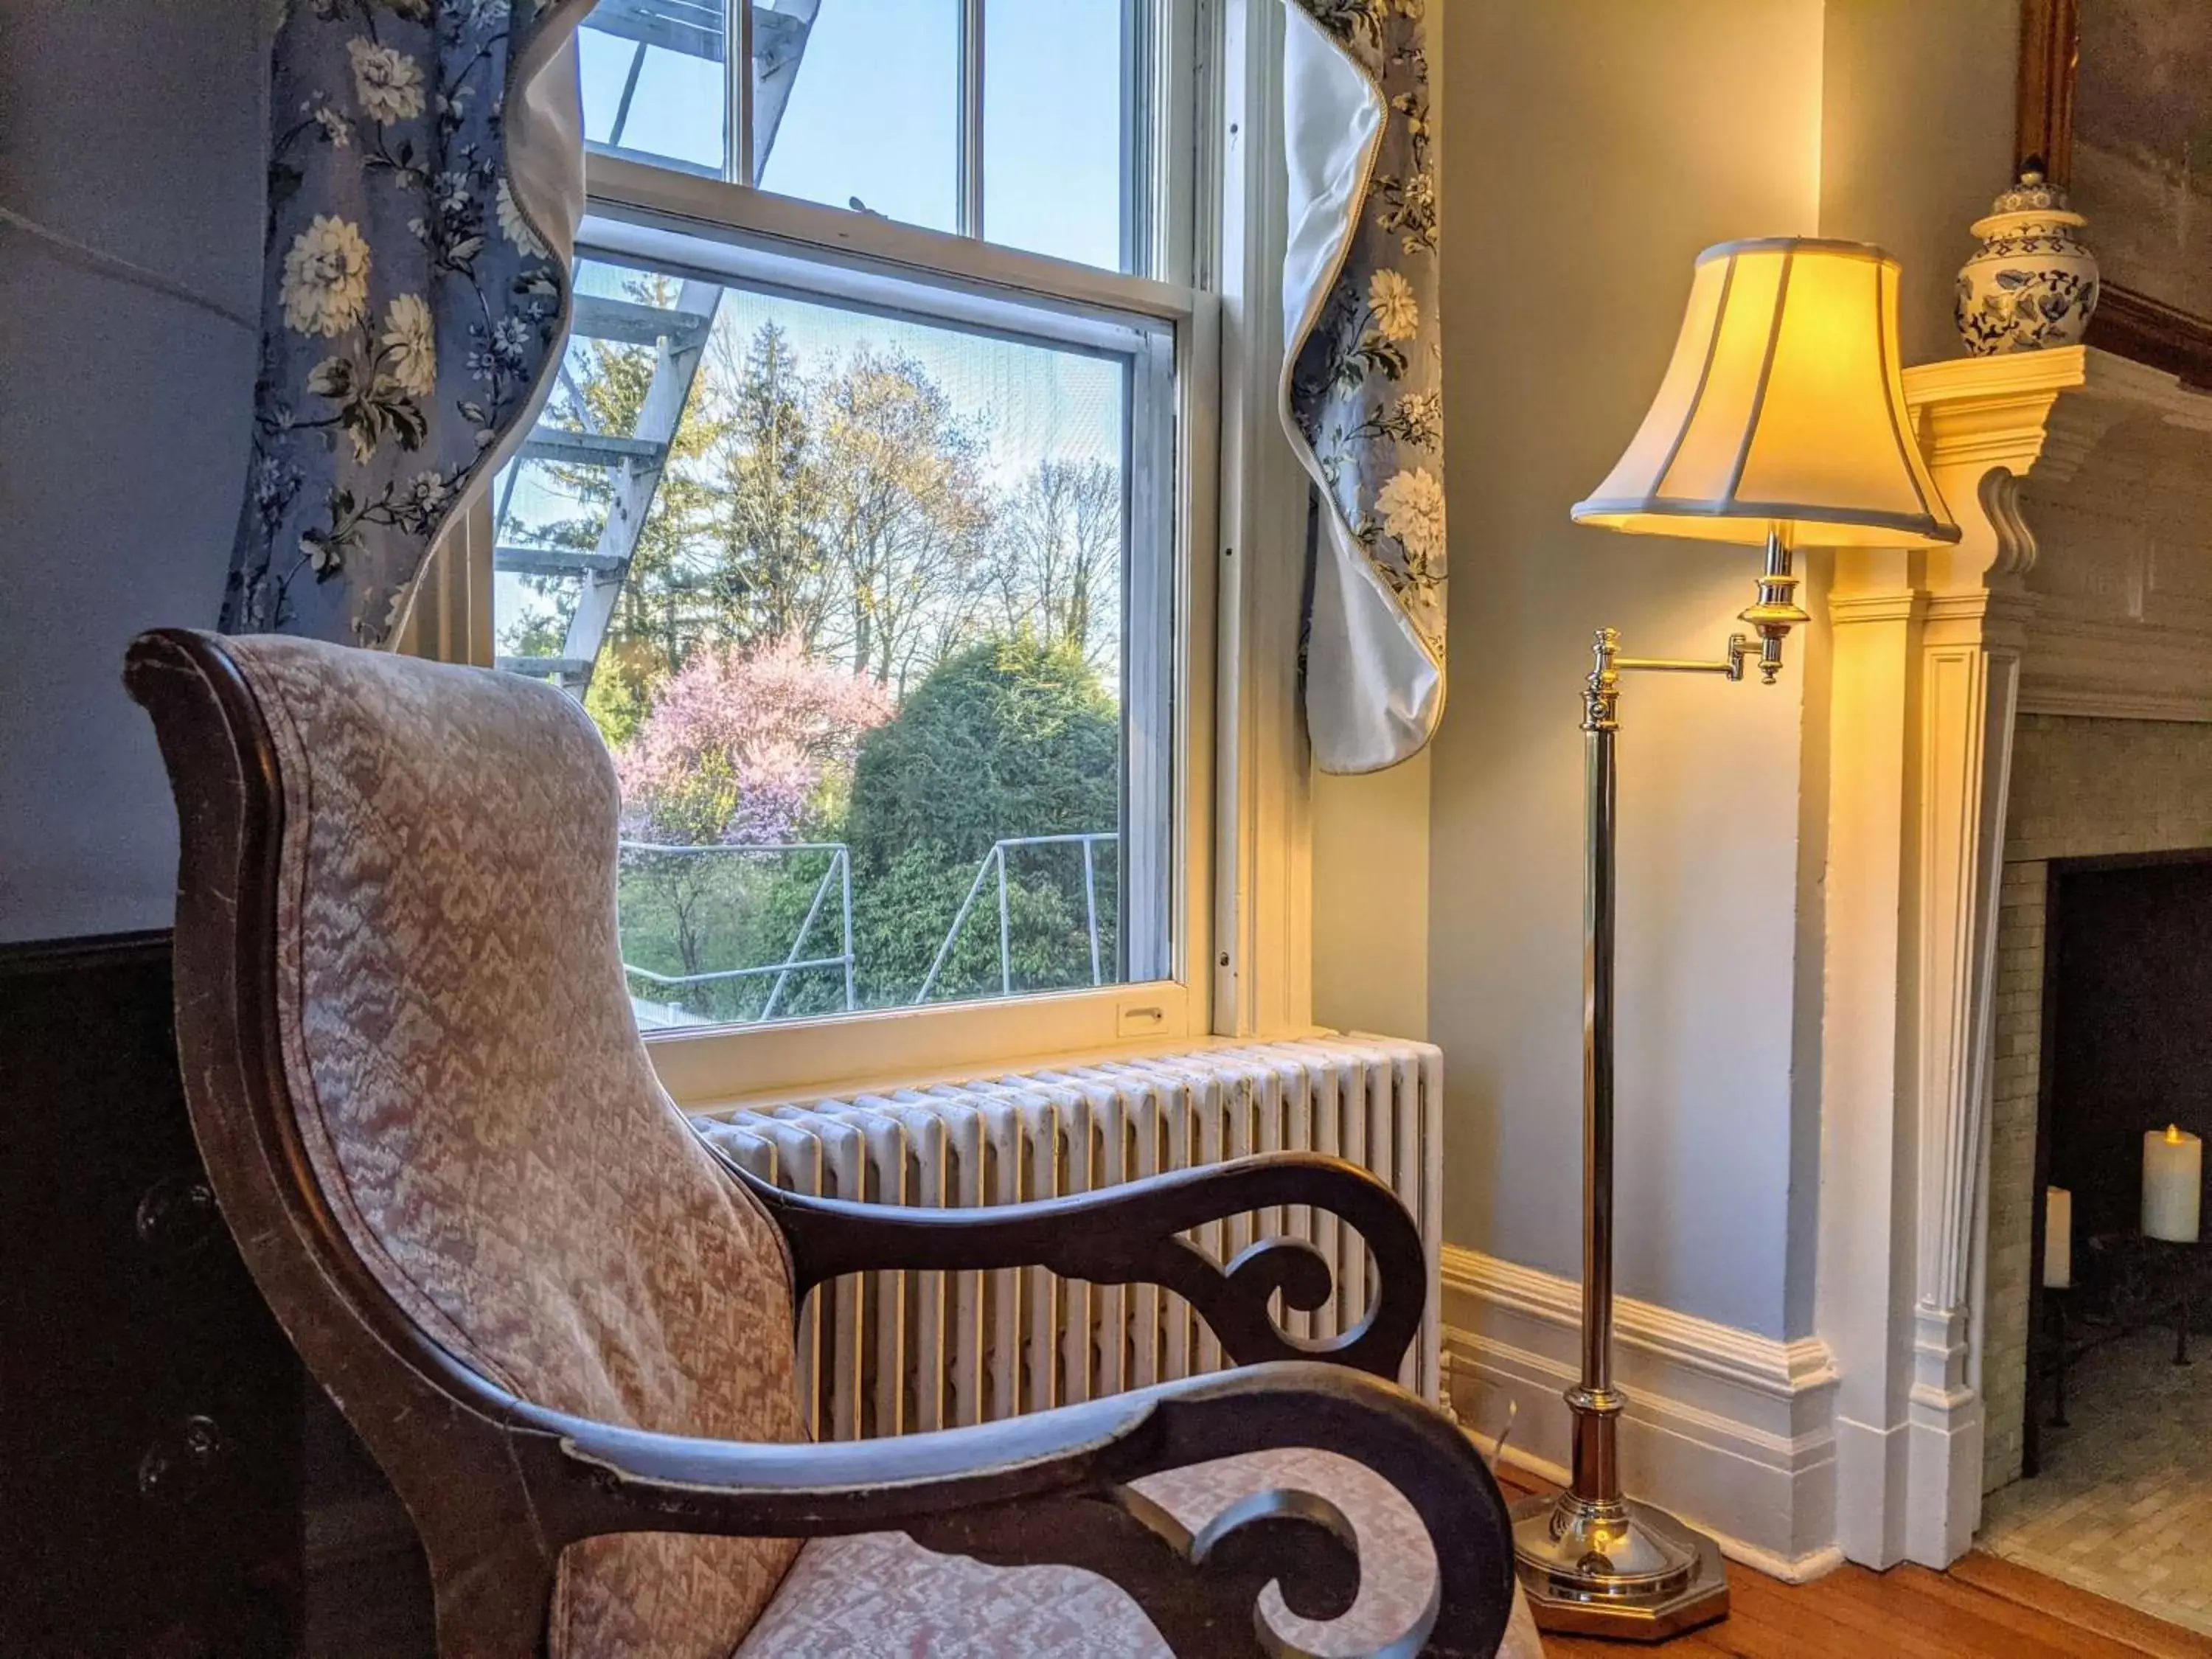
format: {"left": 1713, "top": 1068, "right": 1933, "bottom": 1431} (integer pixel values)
{"left": 1499, "top": 1476, "right": 2212, "bottom": 1658}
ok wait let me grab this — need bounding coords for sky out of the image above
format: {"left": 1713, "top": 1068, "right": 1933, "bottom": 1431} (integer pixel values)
{"left": 577, "top": 0, "right": 1130, "bottom": 269}
{"left": 500, "top": 1, "right": 1141, "bottom": 653}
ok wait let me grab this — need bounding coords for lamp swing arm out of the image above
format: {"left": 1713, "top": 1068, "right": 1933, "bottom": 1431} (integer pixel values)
{"left": 1586, "top": 526, "right": 1806, "bottom": 706}
{"left": 1609, "top": 646, "right": 1750, "bottom": 680}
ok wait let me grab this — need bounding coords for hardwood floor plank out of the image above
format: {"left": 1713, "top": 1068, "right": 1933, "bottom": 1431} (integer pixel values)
{"left": 1683, "top": 1601, "right": 1870, "bottom": 1659}
{"left": 1888, "top": 1563, "right": 2157, "bottom": 1659}
{"left": 1821, "top": 1565, "right": 2094, "bottom": 1659}
{"left": 1950, "top": 1552, "right": 2212, "bottom": 1659}
{"left": 1778, "top": 1570, "right": 2019, "bottom": 1659}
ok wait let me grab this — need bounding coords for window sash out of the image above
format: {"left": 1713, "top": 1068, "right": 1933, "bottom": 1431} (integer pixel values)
{"left": 584, "top": 1, "right": 1200, "bottom": 283}
{"left": 571, "top": 189, "right": 1187, "bottom": 963}
{"left": 543, "top": 153, "right": 1219, "bottom": 1094}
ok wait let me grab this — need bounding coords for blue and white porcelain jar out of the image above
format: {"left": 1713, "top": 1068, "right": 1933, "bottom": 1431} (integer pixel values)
{"left": 1955, "top": 170, "right": 2100, "bottom": 355}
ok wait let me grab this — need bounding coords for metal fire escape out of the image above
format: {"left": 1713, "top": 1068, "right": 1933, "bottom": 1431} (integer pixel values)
{"left": 495, "top": 0, "right": 821, "bottom": 690}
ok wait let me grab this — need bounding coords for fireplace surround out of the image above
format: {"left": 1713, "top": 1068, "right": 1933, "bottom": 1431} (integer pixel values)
{"left": 1818, "top": 344, "right": 2212, "bottom": 1568}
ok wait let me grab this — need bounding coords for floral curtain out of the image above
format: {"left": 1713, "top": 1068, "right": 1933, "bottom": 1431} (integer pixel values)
{"left": 1284, "top": 0, "right": 1443, "bottom": 774}
{"left": 223, "top": 0, "right": 592, "bottom": 646}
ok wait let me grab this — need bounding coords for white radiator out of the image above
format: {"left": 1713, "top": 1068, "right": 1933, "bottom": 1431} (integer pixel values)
{"left": 689, "top": 1036, "right": 1442, "bottom": 1442}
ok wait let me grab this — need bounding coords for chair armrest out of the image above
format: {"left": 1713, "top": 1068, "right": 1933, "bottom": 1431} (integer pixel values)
{"left": 522, "top": 1360, "right": 1516, "bottom": 1659}
{"left": 727, "top": 1150, "right": 1425, "bottom": 1381}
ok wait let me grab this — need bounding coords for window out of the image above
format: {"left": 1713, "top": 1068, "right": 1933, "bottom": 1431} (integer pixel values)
{"left": 494, "top": 1, "right": 1218, "bottom": 1071}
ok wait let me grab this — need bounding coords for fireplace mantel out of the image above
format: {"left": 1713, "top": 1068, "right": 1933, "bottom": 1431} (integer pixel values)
{"left": 1905, "top": 345, "right": 2212, "bottom": 723}
{"left": 1817, "top": 344, "right": 2212, "bottom": 1573}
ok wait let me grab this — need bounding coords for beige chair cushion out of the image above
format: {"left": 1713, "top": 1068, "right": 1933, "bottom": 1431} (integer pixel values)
{"left": 734, "top": 1447, "right": 1544, "bottom": 1657}
{"left": 228, "top": 638, "right": 805, "bottom": 1659}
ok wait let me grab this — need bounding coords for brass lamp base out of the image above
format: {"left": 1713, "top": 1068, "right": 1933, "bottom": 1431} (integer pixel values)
{"left": 1510, "top": 1492, "right": 1731, "bottom": 1641}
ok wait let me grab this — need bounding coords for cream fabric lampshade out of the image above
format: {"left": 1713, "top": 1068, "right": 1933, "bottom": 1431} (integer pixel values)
{"left": 1573, "top": 238, "right": 1958, "bottom": 549}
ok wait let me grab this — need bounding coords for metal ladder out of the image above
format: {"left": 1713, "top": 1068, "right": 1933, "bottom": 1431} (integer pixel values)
{"left": 586, "top": 0, "right": 822, "bottom": 180}
{"left": 496, "top": 0, "right": 821, "bottom": 692}
{"left": 495, "top": 283, "right": 723, "bottom": 687}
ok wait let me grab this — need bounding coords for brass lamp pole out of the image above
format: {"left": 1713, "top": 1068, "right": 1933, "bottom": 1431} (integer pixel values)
{"left": 1510, "top": 239, "right": 1960, "bottom": 1641}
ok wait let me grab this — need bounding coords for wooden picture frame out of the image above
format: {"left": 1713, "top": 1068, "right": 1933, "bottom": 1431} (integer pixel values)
{"left": 2019, "top": 0, "right": 2212, "bottom": 386}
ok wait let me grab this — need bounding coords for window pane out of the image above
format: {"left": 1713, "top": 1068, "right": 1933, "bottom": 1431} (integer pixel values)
{"left": 984, "top": 0, "right": 1132, "bottom": 271}
{"left": 494, "top": 248, "right": 1175, "bottom": 1033}
{"left": 757, "top": 0, "right": 959, "bottom": 233}
{"left": 579, "top": 0, "right": 728, "bottom": 176}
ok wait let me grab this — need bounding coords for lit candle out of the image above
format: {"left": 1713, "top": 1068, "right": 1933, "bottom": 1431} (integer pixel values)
{"left": 2044, "top": 1186, "right": 2073, "bottom": 1287}
{"left": 2143, "top": 1124, "right": 2203, "bottom": 1243}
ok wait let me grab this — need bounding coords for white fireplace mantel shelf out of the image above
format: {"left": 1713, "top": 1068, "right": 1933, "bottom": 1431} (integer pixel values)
{"left": 1907, "top": 344, "right": 2212, "bottom": 484}
{"left": 1818, "top": 342, "right": 2212, "bottom": 1576}
{"left": 1901, "top": 344, "right": 2212, "bottom": 725}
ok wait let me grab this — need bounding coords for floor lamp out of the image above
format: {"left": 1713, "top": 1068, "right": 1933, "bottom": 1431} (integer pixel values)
{"left": 1509, "top": 238, "right": 1961, "bottom": 1640}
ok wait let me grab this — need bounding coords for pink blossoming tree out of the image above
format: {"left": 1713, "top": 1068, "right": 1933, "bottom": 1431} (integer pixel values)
{"left": 616, "top": 637, "right": 894, "bottom": 848}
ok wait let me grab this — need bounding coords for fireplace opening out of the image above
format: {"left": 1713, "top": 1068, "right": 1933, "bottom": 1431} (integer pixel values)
{"left": 2026, "top": 852, "right": 2212, "bottom": 1469}
{"left": 1981, "top": 849, "right": 2212, "bottom": 1623}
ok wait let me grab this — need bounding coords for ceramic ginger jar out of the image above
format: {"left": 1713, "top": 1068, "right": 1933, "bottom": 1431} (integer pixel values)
{"left": 1955, "top": 170, "right": 2100, "bottom": 355}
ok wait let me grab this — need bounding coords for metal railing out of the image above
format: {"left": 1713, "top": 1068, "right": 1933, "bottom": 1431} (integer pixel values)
{"left": 913, "top": 833, "right": 1119, "bottom": 1006}
{"left": 619, "top": 832, "right": 1120, "bottom": 1024}
{"left": 617, "top": 840, "right": 854, "bottom": 1021}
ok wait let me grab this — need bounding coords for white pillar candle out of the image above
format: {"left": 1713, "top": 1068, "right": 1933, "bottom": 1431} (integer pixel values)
{"left": 2143, "top": 1124, "right": 2203, "bottom": 1243}
{"left": 2044, "top": 1186, "right": 2073, "bottom": 1287}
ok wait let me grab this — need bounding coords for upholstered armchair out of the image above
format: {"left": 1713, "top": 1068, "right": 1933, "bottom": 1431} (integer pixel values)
{"left": 125, "top": 627, "right": 1538, "bottom": 1658}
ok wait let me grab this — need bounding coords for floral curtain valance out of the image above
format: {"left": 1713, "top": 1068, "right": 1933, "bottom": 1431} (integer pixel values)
{"left": 1284, "top": 0, "right": 1443, "bottom": 774}
{"left": 224, "top": 0, "right": 591, "bottom": 645}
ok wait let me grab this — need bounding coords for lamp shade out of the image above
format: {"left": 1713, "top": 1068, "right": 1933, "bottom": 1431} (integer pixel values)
{"left": 1573, "top": 238, "right": 1958, "bottom": 549}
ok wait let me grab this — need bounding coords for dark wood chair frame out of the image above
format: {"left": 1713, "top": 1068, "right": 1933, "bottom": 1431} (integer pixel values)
{"left": 125, "top": 627, "right": 1517, "bottom": 1659}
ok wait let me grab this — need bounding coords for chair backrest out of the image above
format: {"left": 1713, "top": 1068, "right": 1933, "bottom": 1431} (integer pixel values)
{"left": 128, "top": 630, "right": 804, "bottom": 1659}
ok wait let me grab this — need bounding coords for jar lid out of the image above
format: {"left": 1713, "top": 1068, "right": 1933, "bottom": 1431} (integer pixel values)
{"left": 1969, "top": 167, "right": 2089, "bottom": 238}
{"left": 1992, "top": 169, "right": 2073, "bottom": 215}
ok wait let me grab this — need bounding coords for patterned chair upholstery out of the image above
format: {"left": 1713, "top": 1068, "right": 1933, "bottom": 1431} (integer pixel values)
{"left": 128, "top": 628, "right": 1540, "bottom": 1658}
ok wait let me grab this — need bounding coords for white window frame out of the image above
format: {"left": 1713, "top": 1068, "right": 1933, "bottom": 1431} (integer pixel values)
{"left": 400, "top": 485, "right": 497, "bottom": 666}
{"left": 433, "top": 0, "right": 1313, "bottom": 1103}
{"left": 1206, "top": 0, "right": 1312, "bottom": 1044}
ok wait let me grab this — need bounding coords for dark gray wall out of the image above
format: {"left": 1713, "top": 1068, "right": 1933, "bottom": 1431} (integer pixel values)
{"left": 1, "top": 0, "right": 268, "bottom": 942}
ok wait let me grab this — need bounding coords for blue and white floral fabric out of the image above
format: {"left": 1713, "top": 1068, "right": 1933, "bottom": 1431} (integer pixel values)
{"left": 1284, "top": 0, "right": 1443, "bottom": 773}
{"left": 224, "top": 0, "right": 591, "bottom": 645}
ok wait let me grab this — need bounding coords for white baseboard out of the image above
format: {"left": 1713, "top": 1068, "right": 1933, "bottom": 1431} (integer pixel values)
{"left": 1442, "top": 1245, "right": 1842, "bottom": 1583}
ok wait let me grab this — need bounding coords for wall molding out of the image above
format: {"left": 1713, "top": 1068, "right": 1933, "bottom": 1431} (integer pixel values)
{"left": 1442, "top": 1245, "right": 1841, "bottom": 1584}
{"left": 2017, "top": 615, "right": 2212, "bottom": 725}
{"left": 1829, "top": 590, "right": 1927, "bottom": 627}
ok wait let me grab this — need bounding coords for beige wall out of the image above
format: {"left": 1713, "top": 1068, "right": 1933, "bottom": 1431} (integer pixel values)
{"left": 1820, "top": 1, "right": 2025, "bottom": 366}
{"left": 1427, "top": 0, "right": 1826, "bottom": 1339}
{"left": 1313, "top": 754, "right": 1432, "bottom": 1038}
{"left": 1382, "top": 0, "right": 2016, "bottom": 1338}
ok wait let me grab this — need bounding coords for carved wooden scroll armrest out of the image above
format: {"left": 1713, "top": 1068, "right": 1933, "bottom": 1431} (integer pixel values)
{"left": 725, "top": 1150, "right": 1427, "bottom": 1381}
